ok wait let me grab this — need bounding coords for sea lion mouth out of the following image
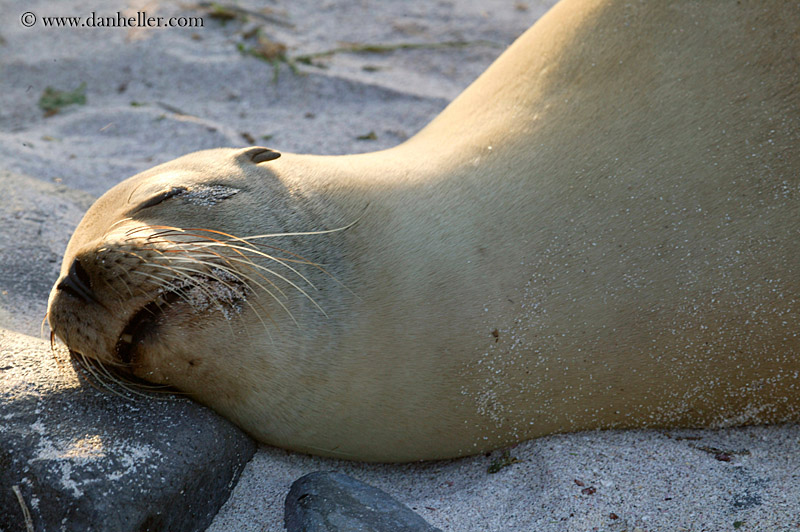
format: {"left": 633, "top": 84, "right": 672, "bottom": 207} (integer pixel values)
{"left": 114, "top": 271, "right": 250, "bottom": 364}
{"left": 115, "top": 290, "right": 183, "bottom": 364}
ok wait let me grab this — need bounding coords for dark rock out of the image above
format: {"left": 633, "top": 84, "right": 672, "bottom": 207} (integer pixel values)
{"left": 0, "top": 329, "right": 256, "bottom": 532}
{"left": 285, "top": 471, "right": 441, "bottom": 532}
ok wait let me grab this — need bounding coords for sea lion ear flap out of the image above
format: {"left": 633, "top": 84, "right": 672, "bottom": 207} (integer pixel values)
{"left": 242, "top": 146, "right": 282, "bottom": 164}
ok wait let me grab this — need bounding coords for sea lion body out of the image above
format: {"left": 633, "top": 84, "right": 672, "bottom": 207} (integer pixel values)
{"left": 48, "top": 0, "right": 800, "bottom": 461}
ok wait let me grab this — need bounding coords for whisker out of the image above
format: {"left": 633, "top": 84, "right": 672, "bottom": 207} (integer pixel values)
{"left": 174, "top": 244, "right": 286, "bottom": 286}
{"left": 141, "top": 231, "right": 309, "bottom": 281}
{"left": 171, "top": 250, "right": 289, "bottom": 299}
{"left": 125, "top": 224, "right": 184, "bottom": 238}
{"left": 157, "top": 259, "right": 284, "bottom": 329}
{"left": 165, "top": 256, "right": 286, "bottom": 333}
{"left": 100, "top": 217, "right": 135, "bottom": 241}
{"left": 48, "top": 329, "right": 70, "bottom": 372}
{"left": 160, "top": 245, "right": 285, "bottom": 340}
{"left": 71, "top": 351, "right": 176, "bottom": 399}
{"left": 40, "top": 314, "right": 49, "bottom": 342}
{"left": 190, "top": 242, "right": 328, "bottom": 317}
{"left": 124, "top": 223, "right": 356, "bottom": 300}
{"left": 132, "top": 263, "right": 252, "bottom": 339}
{"left": 141, "top": 234, "right": 326, "bottom": 320}
{"left": 227, "top": 239, "right": 359, "bottom": 300}
{"left": 129, "top": 268, "right": 223, "bottom": 320}
{"left": 197, "top": 218, "right": 361, "bottom": 241}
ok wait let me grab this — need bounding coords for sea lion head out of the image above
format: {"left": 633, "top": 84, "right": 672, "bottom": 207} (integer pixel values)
{"left": 46, "top": 146, "right": 312, "bottom": 393}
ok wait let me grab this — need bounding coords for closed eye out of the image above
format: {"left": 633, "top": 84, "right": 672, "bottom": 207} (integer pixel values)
{"left": 135, "top": 187, "right": 187, "bottom": 212}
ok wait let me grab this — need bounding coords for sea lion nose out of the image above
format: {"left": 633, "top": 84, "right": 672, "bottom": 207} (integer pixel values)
{"left": 57, "top": 257, "right": 99, "bottom": 304}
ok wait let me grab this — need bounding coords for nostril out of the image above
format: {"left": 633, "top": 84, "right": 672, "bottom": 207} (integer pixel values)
{"left": 57, "top": 258, "right": 99, "bottom": 304}
{"left": 72, "top": 257, "right": 92, "bottom": 287}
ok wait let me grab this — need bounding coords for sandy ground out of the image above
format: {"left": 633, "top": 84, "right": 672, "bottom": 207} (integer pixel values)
{"left": 2, "top": 1, "right": 799, "bottom": 530}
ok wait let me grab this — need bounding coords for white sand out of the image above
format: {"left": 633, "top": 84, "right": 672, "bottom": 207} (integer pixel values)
{"left": 211, "top": 425, "right": 800, "bottom": 531}
{"left": 2, "top": 0, "right": 798, "bottom": 530}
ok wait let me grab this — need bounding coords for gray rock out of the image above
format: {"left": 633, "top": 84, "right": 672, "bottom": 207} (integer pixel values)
{"left": 0, "top": 329, "right": 256, "bottom": 532}
{"left": 0, "top": 170, "right": 96, "bottom": 337}
{"left": 285, "top": 471, "right": 442, "bottom": 532}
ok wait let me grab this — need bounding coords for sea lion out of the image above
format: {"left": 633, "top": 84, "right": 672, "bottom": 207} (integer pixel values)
{"left": 47, "top": 0, "right": 799, "bottom": 462}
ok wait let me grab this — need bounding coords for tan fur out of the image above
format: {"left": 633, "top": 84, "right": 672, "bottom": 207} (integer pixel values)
{"left": 48, "top": 0, "right": 800, "bottom": 461}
